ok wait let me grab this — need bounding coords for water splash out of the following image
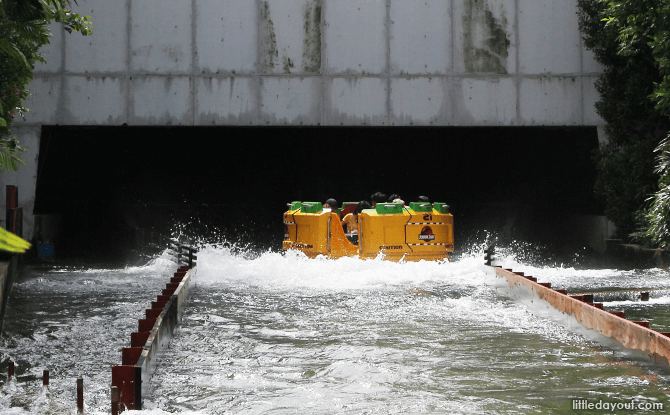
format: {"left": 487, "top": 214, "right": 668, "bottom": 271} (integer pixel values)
{"left": 1, "top": 242, "right": 669, "bottom": 414}
{"left": 194, "top": 244, "right": 493, "bottom": 291}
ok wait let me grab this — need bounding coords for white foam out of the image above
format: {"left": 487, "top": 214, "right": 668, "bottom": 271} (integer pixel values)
{"left": 3, "top": 244, "right": 667, "bottom": 414}
{"left": 194, "top": 245, "right": 495, "bottom": 290}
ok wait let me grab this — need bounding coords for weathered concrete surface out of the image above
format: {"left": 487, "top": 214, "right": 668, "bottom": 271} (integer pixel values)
{"left": 17, "top": 0, "right": 602, "bottom": 128}
{"left": 0, "top": 257, "right": 19, "bottom": 334}
{"left": 112, "top": 267, "right": 193, "bottom": 411}
{"left": 0, "top": 126, "right": 40, "bottom": 239}
{"left": 494, "top": 267, "right": 670, "bottom": 368}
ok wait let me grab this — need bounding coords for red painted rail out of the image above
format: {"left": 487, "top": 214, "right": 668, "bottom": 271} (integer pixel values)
{"left": 111, "top": 266, "right": 193, "bottom": 412}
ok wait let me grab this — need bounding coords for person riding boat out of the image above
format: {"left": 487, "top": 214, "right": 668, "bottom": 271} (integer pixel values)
{"left": 323, "top": 198, "right": 338, "bottom": 213}
{"left": 371, "top": 192, "right": 387, "bottom": 207}
{"left": 388, "top": 194, "right": 406, "bottom": 207}
{"left": 341, "top": 201, "right": 371, "bottom": 244}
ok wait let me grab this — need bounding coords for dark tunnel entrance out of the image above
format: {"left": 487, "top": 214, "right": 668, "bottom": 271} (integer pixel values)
{"left": 35, "top": 126, "right": 603, "bottom": 264}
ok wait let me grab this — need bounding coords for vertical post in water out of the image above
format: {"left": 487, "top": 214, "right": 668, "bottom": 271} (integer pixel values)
{"left": 6, "top": 185, "right": 19, "bottom": 236}
{"left": 6, "top": 185, "right": 17, "bottom": 209}
{"left": 43, "top": 369, "right": 50, "bottom": 397}
{"left": 7, "top": 361, "right": 14, "bottom": 381}
{"left": 484, "top": 245, "right": 494, "bottom": 266}
{"left": 111, "top": 386, "right": 119, "bottom": 415}
{"left": 77, "top": 377, "right": 84, "bottom": 414}
{"left": 173, "top": 242, "right": 181, "bottom": 266}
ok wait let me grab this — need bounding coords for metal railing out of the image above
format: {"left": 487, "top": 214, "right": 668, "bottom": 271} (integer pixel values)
{"left": 169, "top": 241, "right": 198, "bottom": 269}
{"left": 134, "top": 227, "right": 198, "bottom": 268}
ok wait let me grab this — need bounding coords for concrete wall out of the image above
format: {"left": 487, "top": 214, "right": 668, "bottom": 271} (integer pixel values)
{"left": 0, "top": 126, "right": 40, "bottom": 239}
{"left": 18, "top": 0, "right": 603, "bottom": 128}
{"left": 571, "top": 214, "right": 617, "bottom": 253}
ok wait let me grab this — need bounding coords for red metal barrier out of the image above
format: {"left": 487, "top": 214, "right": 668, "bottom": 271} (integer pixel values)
{"left": 77, "top": 377, "right": 83, "bottom": 414}
{"left": 138, "top": 318, "right": 157, "bottom": 333}
{"left": 111, "top": 386, "right": 119, "bottom": 415}
{"left": 6, "top": 185, "right": 17, "bottom": 209}
{"left": 111, "top": 366, "right": 140, "bottom": 411}
{"left": 131, "top": 332, "right": 150, "bottom": 348}
{"left": 492, "top": 266, "right": 670, "bottom": 368}
{"left": 122, "top": 348, "right": 143, "bottom": 366}
{"left": 111, "top": 267, "right": 193, "bottom": 412}
{"left": 151, "top": 300, "right": 167, "bottom": 310}
{"left": 145, "top": 308, "right": 161, "bottom": 319}
{"left": 5, "top": 185, "right": 22, "bottom": 237}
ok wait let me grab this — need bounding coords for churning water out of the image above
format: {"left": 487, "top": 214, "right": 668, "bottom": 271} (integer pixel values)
{"left": 0, "top": 246, "right": 669, "bottom": 414}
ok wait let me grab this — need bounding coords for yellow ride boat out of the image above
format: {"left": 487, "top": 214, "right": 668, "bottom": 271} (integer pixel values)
{"left": 282, "top": 201, "right": 454, "bottom": 261}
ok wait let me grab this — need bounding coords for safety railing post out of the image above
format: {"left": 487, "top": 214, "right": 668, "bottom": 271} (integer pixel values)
{"left": 77, "top": 377, "right": 84, "bottom": 414}
{"left": 111, "top": 385, "right": 119, "bottom": 415}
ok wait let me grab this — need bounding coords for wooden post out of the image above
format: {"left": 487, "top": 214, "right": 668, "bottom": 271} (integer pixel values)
{"left": 6, "top": 185, "right": 17, "bottom": 209}
{"left": 111, "top": 386, "right": 119, "bottom": 415}
{"left": 5, "top": 186, "right": 20, "bottom": 237}
{"left": 77, "top": 377, "right": 84, "bottom": 414}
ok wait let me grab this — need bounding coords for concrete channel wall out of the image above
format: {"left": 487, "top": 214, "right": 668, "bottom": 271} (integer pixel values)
{"left": 111, "top": 266, "right": 193, "bottom": 412}
{"left": 493, "top": 267, "right": 670, "bottom": 368}
{"left": 0, "top": 257, "right": 19, "bottom": 334}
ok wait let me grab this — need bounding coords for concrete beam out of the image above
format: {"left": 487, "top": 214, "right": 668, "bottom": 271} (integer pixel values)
{"left": 16, "top": 0, "right": 603, "bottom": 127}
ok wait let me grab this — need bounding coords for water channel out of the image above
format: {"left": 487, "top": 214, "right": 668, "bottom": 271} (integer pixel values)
{"left": 0, "top": 245, "right": 668, "bottom": 414}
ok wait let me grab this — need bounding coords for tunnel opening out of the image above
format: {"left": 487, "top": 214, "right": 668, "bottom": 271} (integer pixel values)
{"left": 34, "top": 125, "right": 602, "bottom": 265}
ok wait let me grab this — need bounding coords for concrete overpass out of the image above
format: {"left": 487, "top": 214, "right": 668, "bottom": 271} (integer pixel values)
{"left": 2, "top": 0, "right": 605, "bottom": 246}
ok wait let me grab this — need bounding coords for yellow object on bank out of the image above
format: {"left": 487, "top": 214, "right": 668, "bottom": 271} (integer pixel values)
{"left": 0, "top": 227, "right": 30, "bottom": 254}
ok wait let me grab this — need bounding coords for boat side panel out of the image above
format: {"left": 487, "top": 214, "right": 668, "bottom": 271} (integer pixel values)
{"left": 443, "top": 213, "right": 455, "bottom": 251}
{"left": 360, "top": 210, "right": 411, "bottom": 258}
{"left": 328, "top": 213, "right": 359, "bottom": 258}
{"left": 405, "top": 209, "right": 454, "bottom": 253}
{"left": 284, "top": 205, "right": 453, "bottom": 261}
{"left": 293, "top": 212, "right": 327, "bottom": 256}
{"left": 282, "top": 210, "right": 298, "bottom": 250}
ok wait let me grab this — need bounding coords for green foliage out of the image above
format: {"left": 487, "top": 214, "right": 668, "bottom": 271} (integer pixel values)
{"left": 0, "top": 0, "right": 91, "bottom": 171}
{"left": 0, "top": 136, "right": 26, "bottom": 171}
{"left": 599, "top": 0, "right": 670, "bottom": 115}
{"left": 633, "top": 136, "right": 670, "bottom": 248}
{"left": 577, "top": 0, "right": 670, "bottom": 239}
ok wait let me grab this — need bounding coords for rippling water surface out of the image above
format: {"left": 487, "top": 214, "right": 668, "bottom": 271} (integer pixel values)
{"left": 0, "top": 247, "right": 669, "bottom": 414}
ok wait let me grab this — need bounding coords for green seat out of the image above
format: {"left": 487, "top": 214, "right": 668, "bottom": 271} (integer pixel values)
{"left": 301, "top": 202, "right": 323, "bottom": 213}
{"left": 433, "top": 202, "right": 450, "bottom": 214}
{"left": 375, "top": 203, "right": 404, "bottom": 214}
{"left": 409, "top": 202, "right": 432, "bottom": 212}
